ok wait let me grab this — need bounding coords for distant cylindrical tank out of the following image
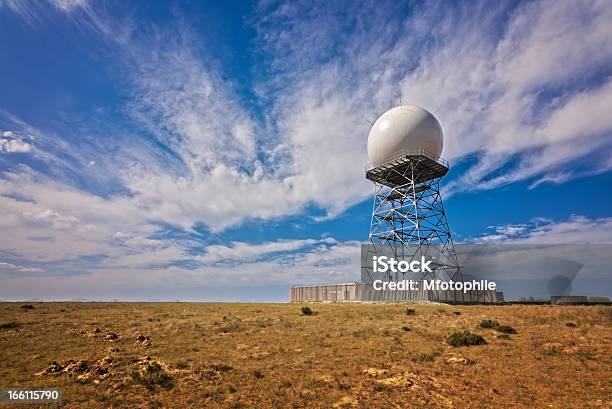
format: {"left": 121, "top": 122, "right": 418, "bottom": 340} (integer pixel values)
{"left": 367, "top": 105, "right": 443, "bottom": 165}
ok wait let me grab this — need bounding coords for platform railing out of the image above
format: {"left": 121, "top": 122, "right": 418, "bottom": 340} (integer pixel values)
{"left": 365, "top": 147, "right": 448, "bottom": 172}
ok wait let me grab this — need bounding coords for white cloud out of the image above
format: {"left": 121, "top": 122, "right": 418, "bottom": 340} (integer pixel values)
{"left": 0, "top": 0, "right": 131, "bottom": 44}
{"left": 477, "top": 215, "right": 612, "bottom": 244}
{"left": 200, "top": 239, "right": 318, "bottom": 263}
{"left": 0, "top": 0, "right": 87, "bottom": 13}
{"left": 23, "top": 209, "right": 79, "bottom": 229}
{"left": 0, "top": 162, "right": 360, "bottom": 287}
{"left": 495, "top": 225, "right": 528, "bottom": 237}
{"left": 0, "top": 0, "right": 85, "bottom": 24}
{"left": 48, "top": 0, "right": 87, "bottom": 12}
{"left": 528, "top": 172, "right": 571, "bottom": 189}
{"left": 0, "top": 130, "right": 32, "bottom": 153}
{"left": 0, "top": 261, "right": 43, "bottom": 273}
{"left": 0, "top": 170, "right": 150, "bottom": 262}
{"left": 0, "top": 237, "right": 361, "bottom": 300}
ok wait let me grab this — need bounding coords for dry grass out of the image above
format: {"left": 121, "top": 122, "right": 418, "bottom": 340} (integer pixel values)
{"left": 0, "top": 302, "right": 610, "bottom": 408}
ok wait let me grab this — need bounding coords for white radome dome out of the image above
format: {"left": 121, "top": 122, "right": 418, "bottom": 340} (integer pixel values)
{"left": 367, "top": 105, "right": 443, "bottom": 165}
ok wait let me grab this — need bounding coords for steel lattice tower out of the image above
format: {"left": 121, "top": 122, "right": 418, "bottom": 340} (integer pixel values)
{"left": 365, "top": 148, "right": 462, "bottom": 284}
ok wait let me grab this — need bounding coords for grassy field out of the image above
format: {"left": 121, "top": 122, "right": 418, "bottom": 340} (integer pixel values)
{"left": 0, "top": 302, "right": 610, "bottom": 408}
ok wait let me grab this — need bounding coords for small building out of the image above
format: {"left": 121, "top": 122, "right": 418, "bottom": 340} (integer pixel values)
{"left": 550, "top": 295, "right": 589, "bottom": 304}
{"left": 290, "top": 282, "right": 503, "bottom": 304}
{"left": 290, "top": 283, "right": 361, "bottom": 302}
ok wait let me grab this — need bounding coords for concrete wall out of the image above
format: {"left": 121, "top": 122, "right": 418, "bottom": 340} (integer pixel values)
{"left": 291, "top": 283, "right": 502, "bottom": 303}
{"left": 290, "top": 283, "right": 361, "bottom": 302}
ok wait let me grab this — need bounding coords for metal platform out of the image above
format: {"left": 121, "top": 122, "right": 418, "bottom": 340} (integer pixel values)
{"left": 366, "top": 149, "right": 448, "bottom": 188}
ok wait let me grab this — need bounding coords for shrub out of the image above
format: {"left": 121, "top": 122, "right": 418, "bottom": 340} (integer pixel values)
{"left": 447, "top": 330, "right": 486, "bottom": 347}
{"left": 301, "top": 306, "right": 314, "bottom": 316}
{"left": 20, "top": 304, "right": 34, "bottom": 309}
{"left": 544, "top": 345, "right": 561, "bottom": 356}
{"left": 132, "top": 361, "right": 173, "bottom": 389}
{"left": 479, "top": 319, "right": 499, "bottom": 329}
{"left": 405, "top": 308, "right": 416, "bottom": 316}
{"left": 565, "top": 322, "right": 577, "bottom": 328}
{"left": 496, "top": 325, "right": 517, "bottom": 334}
{"left": 453, "top": 311, "right": 461, "bottom": 315}
{"left": 401, "top": 326, "right": 411, "bottom": 332}
{"left": 576, "top": 348, "right": 595, "bottom": 361}
{"left": 0, "top": 321, "right": 21, "bottom": 330}
{"left": 497, "top": 334, "right": 511, "bottom": 340}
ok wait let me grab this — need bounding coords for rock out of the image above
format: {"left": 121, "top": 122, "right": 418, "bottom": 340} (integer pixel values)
{"left": 91, "top": 356, "right": 113, "bottom": 375}
{"left": 86, "top": 327, "right": 102, "bottom": 337}
{"left": 76, "top": 373, "right": 92, "bottom": 384}
{"left": 299, "top": 388, "right": 317, "bottom": 400}
{"left": 362, "top": 368, "right": 388, "bottom": 377}
{"left": 35, "top": 356, "right": 115, "bottom": 383}
{"left": 135, "top": 334, "right": 151, "bottom": 346}
{"left": 104, "top": 332, "right": 119, "bottom": 341}
{"left": 63, "top": 359, "right": 90, "bottom": 374}
{"left": 92, "top": 365, "right": 108, "bottom": 376}
{"left": 333, "top": 396, "right": 358, "bottom": 408}
{"left": 376, "top": 373, "right": 414, "bottom": 387}
{"left": 446, "top": 357, "right": 468, "bottom": 365}
{"left": 35, "top": 362, "right": 64, "bottom": 376}
{"left": 316, "top": 374, "right": 334, "bottom": 384}
{"left": 196, "top": 367, "right": 220, "bottom": 381}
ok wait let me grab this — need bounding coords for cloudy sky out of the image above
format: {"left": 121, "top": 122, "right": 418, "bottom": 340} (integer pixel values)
{"left": 1, "top": 0, "right": 611, "bottom": 301}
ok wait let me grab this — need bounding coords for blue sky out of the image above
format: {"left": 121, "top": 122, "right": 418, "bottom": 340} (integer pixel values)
{"left": 0, "top": 0, "right": 611, "bottom": 301}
